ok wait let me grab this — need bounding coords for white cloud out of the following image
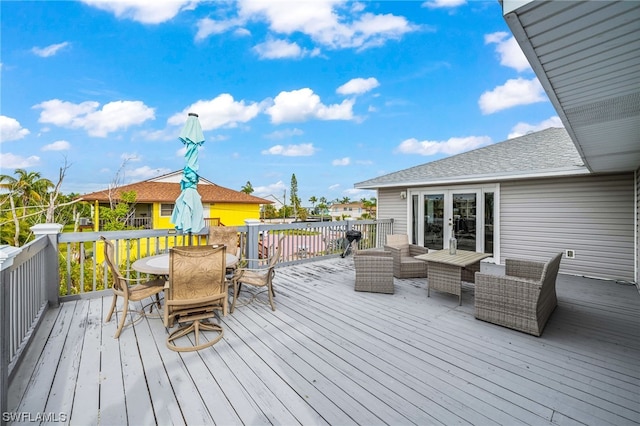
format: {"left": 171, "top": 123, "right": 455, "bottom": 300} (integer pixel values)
{"left": 0, "top": 152, "right": 40, "bottom": 168}
{"left": 31, "top": 42, "right": 69, "bottom": 58}
{"left": 264, "top": 128, "right": 304, "bottom": 139}
{"left": 42, "top": 140, "right": 71, "bottom": 151}
{"left": 195, "top": 17, "right": 244, "bottom": 41}
{"left": 0, "top": 116, "right": 30, "bottom": 142}
{"left": 261, "top": 143, "right": 316, "bottom": 156}
{"left": 479, "top": 77, "right": 546, "bottom": 114}
{"left": 127, "top": 166, "right": 171, "bottom": 180}
{"left": 253, "top": 180, "right": 287, "bottom": 198}
{"left": 33, "top": 99, "right": 155, "bottom": 137}
{"left": 168, "top": 94, "right": 261, "bottom": 130}
{"left": 508, "top": 116, "right": 564, "bottom": 138}
{"left": 332, "top": 157, "right": 350, "bottom": 166}
{"left": 253, "top": 38, "right": 320, "bottom": 59}
{"left": 328, "top": 183, "right": 340, "bottom": 190}
{"left": 266, "top": 88, "right": 354, "bottom": 124}
{"left": 485, "top": 32, "right": 530, "bottom": 72}
{"left": 395, "top": 135, "right": 492, "bottom": 156}
{"left": 201, "top": 0, "right": 417, "bottom": 51}
{"left": 422, "top": 0, "right": 466, "bottom": 8}
{"left": 336, "top": 77, "right": 379, "bottom": 96}
{"left": 81, "top": 0, "right": 196, "bottom": 24}
{"left": 121, "top": 152, "right": 142, "bottom": 162}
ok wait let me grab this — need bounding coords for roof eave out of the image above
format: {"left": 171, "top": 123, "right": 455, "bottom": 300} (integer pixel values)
{"left": 354, "top": 167, "right": 591, "bottom": 190}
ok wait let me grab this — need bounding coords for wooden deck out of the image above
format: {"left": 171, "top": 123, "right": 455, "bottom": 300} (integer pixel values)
{"left": 8, "top": 257, "right": 640, "bottom": 425}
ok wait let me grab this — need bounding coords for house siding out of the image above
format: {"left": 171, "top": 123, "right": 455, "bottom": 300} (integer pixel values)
{"left": 636, "top": 167, "right": 639, "bottom": 285}
{"left": 500, "top": 173, "right": 635, "bottom": 281}
{"left": 377, "top": 188, "right": 407, "bottom": 236}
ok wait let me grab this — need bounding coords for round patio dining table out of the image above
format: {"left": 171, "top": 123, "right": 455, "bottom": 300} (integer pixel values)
{"left": 132, "top": 252, "right": 239, "bottom": 275}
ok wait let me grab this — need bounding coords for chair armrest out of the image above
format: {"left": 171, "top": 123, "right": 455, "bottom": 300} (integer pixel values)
{"left": 505, "top": 259, "right": 545, "bottom": 280}
{"left": 356, "top": 249, "right": 392, "bottom": 258}
{"left": 408, "top": 244, "right": 428, "bottom": 256}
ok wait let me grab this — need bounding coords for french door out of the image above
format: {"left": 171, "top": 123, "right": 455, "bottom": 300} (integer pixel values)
{"left": 410, "top": 187, "right": 495, "bottom": 254}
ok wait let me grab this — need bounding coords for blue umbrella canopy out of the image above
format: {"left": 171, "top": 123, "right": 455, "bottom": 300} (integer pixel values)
{"left": 170, "top": 113, "right": 206, "bottom": 233}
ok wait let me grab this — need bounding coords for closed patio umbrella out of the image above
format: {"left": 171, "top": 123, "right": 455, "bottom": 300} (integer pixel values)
{"left": 171, "top": 112, "right": 205, "bottom": 234}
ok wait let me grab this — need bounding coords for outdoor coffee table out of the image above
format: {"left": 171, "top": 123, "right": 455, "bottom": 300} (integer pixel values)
{"left": 415, "top": 250, "right": 492, "bottom": 305}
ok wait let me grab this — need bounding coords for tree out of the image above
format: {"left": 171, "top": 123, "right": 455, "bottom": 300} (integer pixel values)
{"left": 241, "top": 181, "right": 254, "bottom": 194}
{"left": 290, "top": 174, "right": 301, "bottom": 218}
{"left": 308, "top": 196, "right": 317, "bottom": 214}
{"left": 340, "top": 196, "right": 351, "bottom": 204}
{"left": 361, "top": 197, "right": 377, "bottom": 219}
{"left": 99, "top": 191, "right": 137, "bottom": 231}
{"left": 0, "top": 169, "right": 54, "bottom": 246}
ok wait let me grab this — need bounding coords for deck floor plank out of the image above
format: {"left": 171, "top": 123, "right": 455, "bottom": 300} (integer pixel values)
{"left": 98, "top": 297, "right": 128, "bottom": 425}
{"left": 8, "top": 257, "right": 640, "bottom": 426}
{"left": 68, "top": 298, "right": 102, "bottom": 426}
{"left": 14, "top": 301, "right": 77, "bottom": 415}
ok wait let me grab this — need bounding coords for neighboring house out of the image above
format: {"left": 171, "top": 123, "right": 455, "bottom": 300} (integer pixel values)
{"left": 357, "top": 0, "right": 639, "bottom": 283}
{"left": 329, "top": 202, "right": 366, "bottom": 219}
{"left": 80, "top": 171, "right": 272, "bottom": 229}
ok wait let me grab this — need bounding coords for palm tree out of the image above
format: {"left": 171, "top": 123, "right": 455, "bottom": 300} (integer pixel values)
{"left": 308, "top": 196, "right": 317, "bottom": 214}
{"left": 0, "top": 169, "right": 53, "bottom": 216}
{"left": 240, "top": 181, "right": 254, "bottom": 194}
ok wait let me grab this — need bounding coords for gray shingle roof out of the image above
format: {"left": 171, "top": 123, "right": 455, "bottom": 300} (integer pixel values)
{"left": 355, "top": 127, "right": 589, "bottom": 189}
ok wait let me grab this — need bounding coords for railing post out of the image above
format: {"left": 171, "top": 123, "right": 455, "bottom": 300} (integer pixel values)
{"left": 244, "top": 219, "right": 261, "bottom": 268}
{"left": 0, "top": 245, "right": 22, "bottom": 424}
{"left": 31, "top": 224, "right": 63, "bottom": 308}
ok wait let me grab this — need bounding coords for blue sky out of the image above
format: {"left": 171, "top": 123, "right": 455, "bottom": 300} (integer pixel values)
{"left": 1, "top": 0, "right": 560, "bottom": 205}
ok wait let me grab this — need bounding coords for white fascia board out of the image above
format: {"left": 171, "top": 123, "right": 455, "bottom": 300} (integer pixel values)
{"left": 354, "top": 168, "right": 591, "bottom": 190}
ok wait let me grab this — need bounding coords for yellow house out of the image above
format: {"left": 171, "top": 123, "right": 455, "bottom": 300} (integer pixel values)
{"left": 79, "top": 171, "right": 273, "bottom": 230}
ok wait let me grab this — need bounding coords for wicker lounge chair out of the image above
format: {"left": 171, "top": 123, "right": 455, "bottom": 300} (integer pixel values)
{"left": 383, "top": 234, "right": 428, "bottom": 278}
{"left": 474, "top": 252, "right": 563, "bottom": 336}
{"left": 101, "top": 236, "right": 165, "bottom": 339}
{"left": 165, "top": 245, "right": 227, "bottom": 352}
{"left": 354, "top": 250, "right": 394, "bottom": 294}
{"left": 231, "top": 236, "right": 284, "bottom": 313}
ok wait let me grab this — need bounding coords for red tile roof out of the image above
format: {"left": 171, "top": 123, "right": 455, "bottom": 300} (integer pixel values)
{"left": 79, "top": 180, "right": 272, "bottom": 204}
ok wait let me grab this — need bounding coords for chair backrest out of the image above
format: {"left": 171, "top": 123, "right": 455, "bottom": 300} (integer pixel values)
{"left": 169, "top": 245, "right": 226, "bottom": 302}
{"left": 267, "top": 236, "right": 285, "bottom": 268}
{"left": 541, "top": 252, "right": 563, "bottom": 287}
{"left": 386, "top": 234, "right": 409, "bottom": 247}
{"left": 209, "top": 226, "right": 240, "bottom": 257}
{"left": 101, "top": 236, "right": 128, "bottom": 294}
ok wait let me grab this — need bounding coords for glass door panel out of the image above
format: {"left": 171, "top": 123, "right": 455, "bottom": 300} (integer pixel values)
{"left": 424, "top": 194, "right": 444, "bottom": 250}
{"left": 451, "top": 192, "right": 476, "bottom": 252}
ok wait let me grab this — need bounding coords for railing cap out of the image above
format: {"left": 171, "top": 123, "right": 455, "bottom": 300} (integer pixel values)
{"left": 31, "top": 223, "right": 64, "bottom": 235}
{"left": 0, "top": 244, "right": 22, "bottom": 270}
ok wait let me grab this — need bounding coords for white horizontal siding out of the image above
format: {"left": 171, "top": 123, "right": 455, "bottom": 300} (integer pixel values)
{"left": 636, "top": 167, "right": 639, "bottom": 284}
{"left": 501, "top": 173, "right": 635, "bottom": 281}
{"left": 377, "top": 188, "right": 407, "bottom": 236}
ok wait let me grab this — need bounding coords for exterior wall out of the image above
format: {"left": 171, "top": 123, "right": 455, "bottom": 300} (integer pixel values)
{"left": 154, "top": 202, "right": 174, "bottom": 229}
{"left": 210, "top": 203, "right": 261, "bottom": 226}
{"left": 500, "top": 173, "right": 635, "bottom": 281}
{"left": 377, "top": 188, "right": 407, "bottom": 236}
{"left": 636, "top": 167, "right": 639, "bottom": 285}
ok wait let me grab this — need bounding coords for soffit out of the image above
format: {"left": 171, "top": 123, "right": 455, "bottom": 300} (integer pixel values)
{"left": 503, "top": 0, "right": 640, "bottom": 173}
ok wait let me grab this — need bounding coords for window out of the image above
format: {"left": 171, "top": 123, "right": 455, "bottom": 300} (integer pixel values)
{"left": 160, "top": 203, "right": 174, "bottom": 216}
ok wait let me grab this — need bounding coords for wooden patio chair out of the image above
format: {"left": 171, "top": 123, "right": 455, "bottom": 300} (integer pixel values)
{"left": 101, "top": 236, "right": 165, "bottom": 339}
{"left": 164, "top": 245, "right": 228, "bottom": 352}
{"left": 230, "top": 236, "right": 284, "bottom": 313}
{"left": 383, "top": 234, "right": 428, "bottom": 278}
